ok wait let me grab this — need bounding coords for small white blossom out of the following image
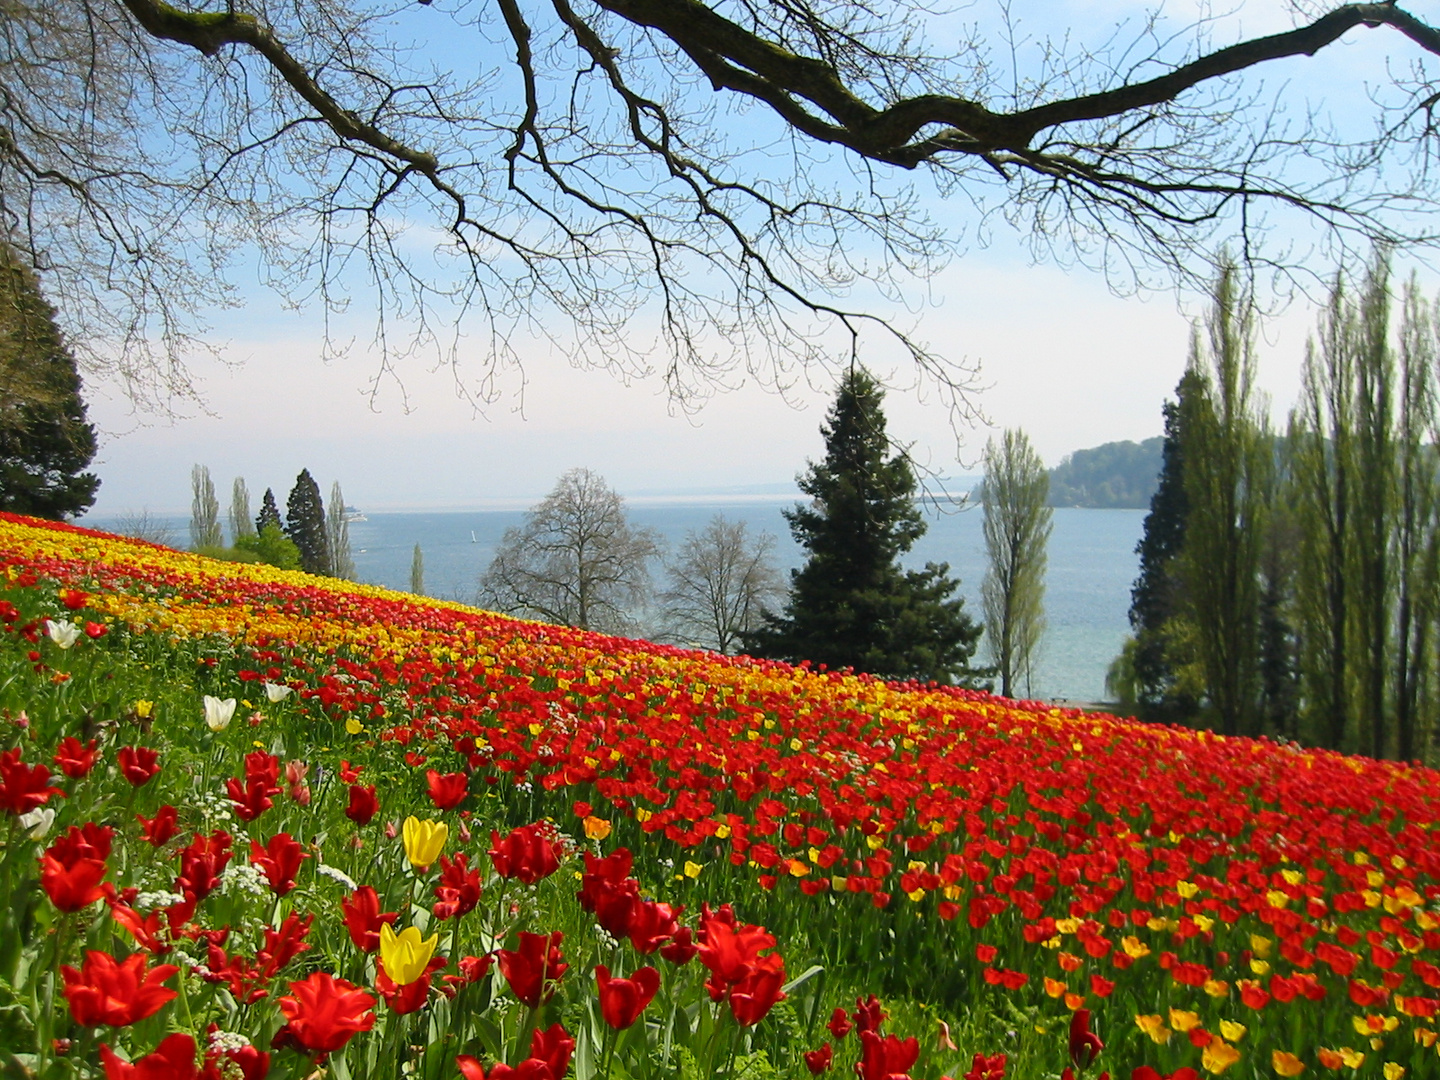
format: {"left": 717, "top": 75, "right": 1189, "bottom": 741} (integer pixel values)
{"left": 207, "top": 1030, "right": 252, "bottom": 1054}
{"left": 316, "top": 864, "right": 357, "bottom": 891}
{"left": 136, "top": 890, "right": 187, "bottom": 911}
{"left": 204, "top": 696, "right": 237, "bottom": 732}
{"left": 45, "top": 620, "right": 79, "bottom": 649}
{"left": 219, "top": 863, "right": 266, "bottom": 898}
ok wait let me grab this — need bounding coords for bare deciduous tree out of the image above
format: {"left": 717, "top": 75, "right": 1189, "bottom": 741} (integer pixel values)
{"left": 478, "top": 468, "right": 660, "bottom": 633}
{"left": 660, "top": 514, "right": 785, "bottom": 654}
{"left": 10, "top": 2, "right": 1440, "bottom": 411}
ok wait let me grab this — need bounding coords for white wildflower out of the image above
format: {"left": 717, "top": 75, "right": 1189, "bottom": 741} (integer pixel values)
{"left": 316, "top": 864, "right": 357, "bottom": 891}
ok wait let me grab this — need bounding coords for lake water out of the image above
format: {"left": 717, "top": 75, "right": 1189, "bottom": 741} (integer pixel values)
{"left": 89, "top": 503, "right": 1144, "bottom": 703}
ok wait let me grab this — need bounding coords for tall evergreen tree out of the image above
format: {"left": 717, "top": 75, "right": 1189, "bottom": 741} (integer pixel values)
{"left": 981, "top": 429, "right": 1052, "bottom": 698}
{"left": 189, "top": 464, "right": 222, "bottom": 549}
{"left": 256, "top": 488, "right": 282, "bottom": 534}
{"left": 745, "top": 368, "right": 982, "bottom": 684}
{"left": 1122, "top": 370, "right": 1204, "bottom": 720}
{"left": 0, "top": 242, "right": 99, "bottom": 519}
{"left": 327, "top": 480, "right": 356, "bottom": 580}
{"left": 284, "top": 469, "right": 332, "bottom": 575}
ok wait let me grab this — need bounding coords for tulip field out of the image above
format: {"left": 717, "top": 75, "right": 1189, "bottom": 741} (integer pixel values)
{"left": 2, "top": 513, "right": 1440, "bottom": 1079}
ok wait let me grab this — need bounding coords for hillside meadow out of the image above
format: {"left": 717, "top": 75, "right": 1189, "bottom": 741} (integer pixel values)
{"left": 0, "top": 512, "right": 1438, "bottom": 1079}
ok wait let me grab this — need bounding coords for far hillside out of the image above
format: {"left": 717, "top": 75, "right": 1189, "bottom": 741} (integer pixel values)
{"left": 1047, "top": 436, "right": 1162, "bottom": 508}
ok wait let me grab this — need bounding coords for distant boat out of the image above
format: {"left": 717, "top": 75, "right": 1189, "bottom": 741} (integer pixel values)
{"left": 470, "top": 531, "right": 477, "bottom": 543}
{"left": 343, "top": 506, "right": 367, "bottom": 523}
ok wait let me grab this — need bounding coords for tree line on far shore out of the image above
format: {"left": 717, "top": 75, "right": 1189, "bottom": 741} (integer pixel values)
{"left": 1111, "top": 250, "right": 1440, "bottom": 764}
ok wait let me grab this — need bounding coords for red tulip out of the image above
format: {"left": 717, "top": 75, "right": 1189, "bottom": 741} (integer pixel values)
{"left": 596, "top": 965, "right": 660, "bottom": 1029}
{"left": 1069, "top": 1009, "right": 1103, "bottom": 1070}
{"left": 426, "top": 769, "right": 469, "bottom": 810}
{"left": 62, "top": 950, "right": 179, "bottom": 1027}
{"left": 53, "top": 737, "right": 98, "bottom": 779}
{"left": 137, "top": 805, "right": 179, "bottom": 847}
{"left": 256, "top": 913, "right": 314, "bottom": 978}
{"left": 99, "top": 1033, "right": 199, "bottom": 1080}
{"left": 852, "top": 995, "right": 886, "bottom": 1034}
{"left": 855, "top": 1031, "right": 919, "bottom": 1080}
{"left": 0, "top": 747, "right": 64, "bottom": 813}
{"left": 729, "top": 953, "right": 787, "bottom": 1026}
{"left": 49, "top": 822, "right": 114, "bottom": 862}
{"left": 804, "top": 1045, "right": 833, "bottom": 1074}
{"left": 116, "top": 746, "right": 160, "bottom": 787}
{"left": 345, "top": 784, "right": 378, "bottom": 826}
{"left": 202, "top": 1022, "right": 270, "bottom": 1080}
{"left": 176, "top": 831, "right": 232, "bottom": 901}
{"left": 274, "top": 972, "right": 376, "bottom": 1055}
{"left": 497, "top": 931, "right": 567, "bottom": 1008}
{"left": 964, "top": 1053, "right": 1008, "bottom": 1080}
{"left": 489, "top": 823, "right": 560, "bottom": 885}
{"left": 250, "top": 833, "right": 308, "bottom": 896}
{"left": 628, "top": 899, "right": 681, "bottom": 954}
{"left": 827, "top": 1007, "right": 853, "bottom": 1040}
{"left": 342, "top": 886, "right": 398, "bottom": 953}
{"left": 41, "top": 852, "right": 107, "bottom": 912}
{"left": 433, "top": 853, "right": 483, "bottom": 920}
{"left": 660, "top": 925, "right": 698, "bottom": 965}
{"left": 529, "top": 1024, "right": 575, "bottom": 1078}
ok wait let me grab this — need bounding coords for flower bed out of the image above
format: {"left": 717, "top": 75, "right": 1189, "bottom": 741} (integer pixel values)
{"left": 0, "top": 511, "right": 1438, "bottom": 1079}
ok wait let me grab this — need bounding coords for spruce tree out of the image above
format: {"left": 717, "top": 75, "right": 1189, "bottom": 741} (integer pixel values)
{"left": 746, "top": 368, "right": 982, "bottom": 684}
{"left": 1125, "top": 370, "right": 1203, "bottom": 720}
{"left": 256, "top": 488, "right": 282, "bottom": 534}
{"left": 0, "top": 243, "right": 99, "bottom": 519}
{"left": 284, "top": 470, "right": 332, "bottom": 575}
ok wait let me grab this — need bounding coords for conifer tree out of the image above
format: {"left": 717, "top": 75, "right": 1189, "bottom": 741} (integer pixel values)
{"left": 746, "top": 368, "right": 982, "bottom": 684}
{"left": 284, "top": 470, "right": 332, "bottom": 575}
{"left": 1121, "top": 370, "right": 1204, "bottom": 720}
{"left": 256, "top": 488, "right": 282, "bottom": 534}
{"left": 0, "top": 243, "right": 99, "bottom": 519}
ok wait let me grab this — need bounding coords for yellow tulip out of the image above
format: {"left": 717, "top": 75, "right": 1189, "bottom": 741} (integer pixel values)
{"left": 1202, "top": 1035, "right": 1241, "bottom": 1074}
{"left": 1169, "top": 1008, "right": 1202, "bottom": 1032}
{"left": 583, "top": 815, "right": 612, "bottom": 840}
{"left": 1134, "top": 1014, "right": 1171, "bottom": 1044}
{"left": 1271, "top": 1050, "right": 1305, "bottom": 1076}
{"left": 1219, "top": 1019, "right": 1246, "bottom": 1042}
{"left": 379, "top": 922, "right": 438, "bottom": 986}
{"left": 1383, "top": 1065, "right": 1405, "bottom": 1080}
{"left": 403, "top": 816, "right": 448, "bottom": 870}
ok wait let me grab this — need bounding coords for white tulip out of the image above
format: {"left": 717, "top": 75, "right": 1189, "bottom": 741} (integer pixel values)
{"left": 45, "top": 619, "right": 80, "bottom": 649}
{"left": 18, "top": 807, "right": 54, "bottom": 839}
{"left": 263, "top": 682, "right": 294, "bottom": 703}
{"left": 204, "top": 695, "right": 237, "bottom": 732}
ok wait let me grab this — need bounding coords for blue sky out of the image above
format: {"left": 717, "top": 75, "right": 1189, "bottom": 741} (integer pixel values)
{"left": 81, "top": 0, "right": 1431, "bottom": 515}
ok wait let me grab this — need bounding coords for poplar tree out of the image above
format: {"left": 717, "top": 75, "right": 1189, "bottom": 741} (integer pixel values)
{"left": 411, "top": 544, "right": 425, "bottom": 596}
{"left": 327, "top": 481, "right": 356, "bottom": 580}
{"left": 746, "top": 368, "right": 982, "bottom": 684}
{"left": 980, "top": 429, "right": 1052, "bottom": 698}
{"left": 285, "top": 469, "right": 332, "bottom": 576}
{"left": 189, "top": 464, "right": 222, "bottom": 550}
{"left": 1393, "top": 277, "right": 1440, "bottom": 761}
{"left": 1179, "top": 263, "right": 1270, "bottom": 737}
{"left": 229, "top": 478, "right": 255, "bottom": 543}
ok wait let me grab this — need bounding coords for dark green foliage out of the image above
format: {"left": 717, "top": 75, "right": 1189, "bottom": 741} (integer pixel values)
{"left": 1047, "top": 438, "right": 1163, "bottom": 508}
{"left": 0, "top": 246, "right": 99, "bottom": 520}
{"left": 1125, "top": 372, "right": 1202, "bottom": 720}
{"left": 745, "top": 368, "right": 983, "bottom": 684}
{"left": 256, "top": 489, "right": 282, "bottom": 534}
{"left": 234, "top": 523, "right": 302, "bottom": 570}
{"left": 284, "top": 470, "right": 332, "bottom": 575}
